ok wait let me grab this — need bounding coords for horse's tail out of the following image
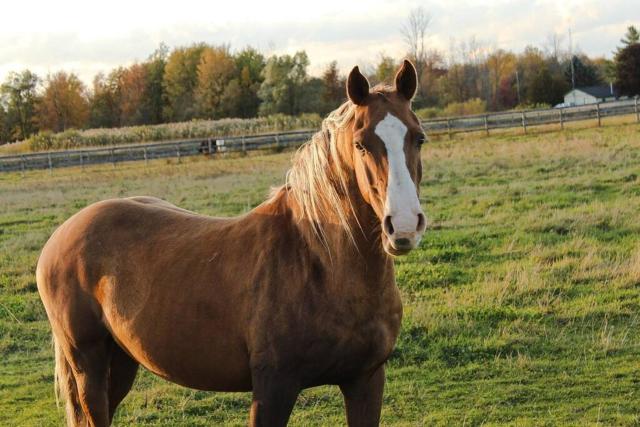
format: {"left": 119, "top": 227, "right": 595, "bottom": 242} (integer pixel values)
{"left": 53, "top": 335, "right": 85, "bottom": 426}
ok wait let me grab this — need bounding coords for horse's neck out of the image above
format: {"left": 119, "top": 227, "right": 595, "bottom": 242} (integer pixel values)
{"left": 277, "top": 176, "right": 393, "bottom": 281}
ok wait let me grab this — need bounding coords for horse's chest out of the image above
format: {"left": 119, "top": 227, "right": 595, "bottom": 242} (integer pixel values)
{"left": 255, "top": 285, "right": 403, "bottom": 385}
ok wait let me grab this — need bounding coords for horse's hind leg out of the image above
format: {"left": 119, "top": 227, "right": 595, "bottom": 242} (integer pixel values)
{"left": 63, "top": 337, "right": 112, "bottom": 427}
{"left": 107, "top": 344, "right": 139, "bottom": 423}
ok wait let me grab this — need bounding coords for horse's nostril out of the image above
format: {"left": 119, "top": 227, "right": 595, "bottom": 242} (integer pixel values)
{"left": 383, "top": 215, "right": 394, "bottom": 236}
{"left": 417, "top": 213, "right": 426, "bottom": 231}
{"left": 394, "top": 238, "right": 411, "bottom": 248}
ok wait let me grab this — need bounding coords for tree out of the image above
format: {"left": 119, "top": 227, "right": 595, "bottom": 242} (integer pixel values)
{"left": 0, "top": 70, "right": 39, "bottom": 141}
{"left": 142, "top": 44, "right": 168, "bottom": 124}
{"left": 226, "top": 47, "right": 265, "bottom": 118}
{"left": 620, "top": 26, "right": 640, "bottom": 48}
{"left": 38, "top": 72, "right": 89, "bottom": 132}
{"left": 258, "top": 51, "right": 309, "bottom": 116}
{"left": 373, "top": 55, "right": 396, "bottom": 85}
{"left": 0, "top": 103, "right": 8, "bottom": 144}
{"left": 485, "top": 49, "right": 517, "bottom": 110}
{"left": 591, "top": 57, "right": 616, "bottom": 83}
{"left": 89, "top": 71, "right": 120, "bottom": 128}
{"left": 320, "top": 61, "right": 344, "bottom": 114}
{"left": 544, "top": 32, "right": 566, "bottom": 62}
{"left": 564, "top": 55, "right": 602, "bottom": 87}
{"left": 299, "top": 77, "right": 325, "bottom": 114}
{"left": 163, "top": 44, "right": 206, "bottom": 121}
{"left": 401, "top": 7, "right": 431, "bottom": 84}
{"left": 615, "top": 43, "right": 640, "bottom": 96}
{"left": 527, "top": 66, "right": 553, "bottom": 105}
{"left": 195, "top": 45, "right": 235, "bottom": 119}
{"left": 119, "top": 63, "right": 148, "bottom": 126}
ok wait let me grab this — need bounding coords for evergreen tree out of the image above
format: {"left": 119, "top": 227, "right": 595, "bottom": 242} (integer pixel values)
{"left": 615, "top": 43, "right": 640, "bottom": 96}
{"left": 564, "top": 55, "right": 602, "bottom": 87}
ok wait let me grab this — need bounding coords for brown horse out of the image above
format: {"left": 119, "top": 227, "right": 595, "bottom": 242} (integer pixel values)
{"left": 36, "top": 60, "right": 427, "bottom": 426}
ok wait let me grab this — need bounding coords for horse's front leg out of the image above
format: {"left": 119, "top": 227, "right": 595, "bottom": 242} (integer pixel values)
{"left": 249, "top": 369, "right": 300, "bottom": 427}
{"left": 339, "top": 365, "right": 385, "bottom": 427}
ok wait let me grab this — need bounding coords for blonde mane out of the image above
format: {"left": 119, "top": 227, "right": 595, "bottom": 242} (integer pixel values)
{"left": 282, "top": 101, "right": 359, "bottom": 244}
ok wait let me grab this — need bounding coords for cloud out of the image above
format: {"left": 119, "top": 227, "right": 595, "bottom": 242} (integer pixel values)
{"left": 0, "top": 0, "right": 638, "bottom": 84}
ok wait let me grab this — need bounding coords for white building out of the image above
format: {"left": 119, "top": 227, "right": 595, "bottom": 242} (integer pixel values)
{"left": 563, "top": 85, "right": 619, "bottom": 106}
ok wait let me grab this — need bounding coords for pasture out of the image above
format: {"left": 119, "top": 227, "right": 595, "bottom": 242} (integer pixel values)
{"left": 1, "top": 122, "right": 640, "bottom": 425}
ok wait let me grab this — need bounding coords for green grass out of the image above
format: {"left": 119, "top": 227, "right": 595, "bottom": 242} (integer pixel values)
{"left": 1, "top": 122, "right": 640, "bottom": 425}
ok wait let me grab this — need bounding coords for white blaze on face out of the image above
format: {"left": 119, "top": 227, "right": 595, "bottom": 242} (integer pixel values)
{"left": 374, "top": 113, "right": 424, "bottom": 240}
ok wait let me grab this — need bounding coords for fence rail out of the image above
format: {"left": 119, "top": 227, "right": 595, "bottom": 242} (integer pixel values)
{"left": 1, "top": 98, "right": 638, "bottom": 173}
{"left": 421, "top": 97, "right": 639, "bottom": 137}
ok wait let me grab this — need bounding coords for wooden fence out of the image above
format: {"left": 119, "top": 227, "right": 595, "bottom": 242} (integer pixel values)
{"left": 0, "top": 98, "right": 638, "bottom": 173}
{"left": 421, "top": 97, "right": 639, "bottom": 137}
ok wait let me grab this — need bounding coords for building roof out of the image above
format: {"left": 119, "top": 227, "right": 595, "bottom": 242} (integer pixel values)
{"left": 574, "top": 85, "right": 618, "bottom": 98}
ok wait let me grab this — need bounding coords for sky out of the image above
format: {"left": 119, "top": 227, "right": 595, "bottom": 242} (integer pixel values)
{"left": 0, "top": 0, "right": 638, "bottom": 85}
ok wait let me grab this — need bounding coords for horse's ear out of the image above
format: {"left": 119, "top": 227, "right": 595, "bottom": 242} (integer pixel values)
{"left": 347, "top": 66, "right": 370, "bottom": 106}
{"left": 395, "top": 59, "right": 418, "bottom": 101}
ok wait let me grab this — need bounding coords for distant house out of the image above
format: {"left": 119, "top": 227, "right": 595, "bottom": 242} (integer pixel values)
{"left": 563, "top": 85, "right": 621, "bottom": 106}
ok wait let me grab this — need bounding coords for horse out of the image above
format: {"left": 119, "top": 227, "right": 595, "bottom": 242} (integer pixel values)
{"left": 36, "top": 60, "right": 427, "bottom": 427}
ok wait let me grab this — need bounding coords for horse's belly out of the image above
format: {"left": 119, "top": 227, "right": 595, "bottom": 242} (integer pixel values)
{"left": 103, "top": 304, "right": 252, "bottom": 392}
{"left": 114, "top": 324, "right": 252, "bottom": 391}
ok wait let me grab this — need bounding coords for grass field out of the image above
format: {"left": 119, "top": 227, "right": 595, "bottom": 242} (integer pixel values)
{"left": 1, "top": 122, "right": 640, "bottom": 425}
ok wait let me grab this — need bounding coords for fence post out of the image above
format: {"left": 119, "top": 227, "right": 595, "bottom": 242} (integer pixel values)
{"left": 176, "top": 144, "right": 181, "bottom": 163}
{"left": 275, "top": 133, "right": 280, "bottom": 149}
{"left": 21, "top": 156, "right": 25, "bottom": 176}
{"left": 111, "top": 148, "right": 115, "bottom": 168}
{"left": 48, "top": 153, "right": 52, "bottom": 173}
{"left": 446, "top": 119, "right": 452, "bottom": 139}
{"left": 484, "top": 115, "right": 489, "bottom": 136}
{"left": 559, "top": 108, "right": 564, "bottom": 130}
{"left": 80, "top": 152, "right": 84, "bottom": 170}
{"left": 143, "top": 148, "right": 148, "bottom": 165}
{"left": 596, "top": 102, "right": 601, "bottom": 127}
{"left": 242, "top": 135, "right": 246, "bottom": 153}
{"left": 635, "top": 97, "right": 639, "bottom": 123}
{"left": 207, "top": 138, "right": 213, "bottom": 155}
{"left": 521, "top": 111, "right": 527, "bottom": 134}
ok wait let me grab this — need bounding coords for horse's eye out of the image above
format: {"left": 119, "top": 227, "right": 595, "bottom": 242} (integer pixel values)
{"left": 354, "top": 140, "right": 367, "bottom": 154}
{"left": 416, "top": 134, "right": 426, "bottom": 146}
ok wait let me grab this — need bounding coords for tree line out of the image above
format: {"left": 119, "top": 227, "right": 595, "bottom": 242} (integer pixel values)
{"left": 0, "top": 20, "right": 638, "bottom": 145}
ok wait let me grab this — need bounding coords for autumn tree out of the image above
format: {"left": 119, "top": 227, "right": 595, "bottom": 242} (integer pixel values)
{"left": 0, "top": 70, "right": 39, "bottom": 141}
{"left": 163, "top": 44, "right": 206, "bottom": 121}
{"left": 39, "top": 72, "right": 89, "bottom": 132}
{"left": 118, "top": 63, "right": 148, "bottom": 126}
{"left": 195, "top": 45, "right": 235, "bottom": 119}
{"left": 417, "top": 49, "right": 446, "bottom": 107}
{"left": 485, "top": 49, "right": 517, "bottom": 109}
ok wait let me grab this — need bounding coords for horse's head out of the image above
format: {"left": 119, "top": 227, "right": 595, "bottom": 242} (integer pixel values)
{"left": 346, "top": 60, "right": 426, "bottom": 256}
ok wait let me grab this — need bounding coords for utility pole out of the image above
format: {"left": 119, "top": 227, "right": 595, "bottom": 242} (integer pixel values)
{"left": 569, "top": 28, "right": 576, "bottom": 105}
